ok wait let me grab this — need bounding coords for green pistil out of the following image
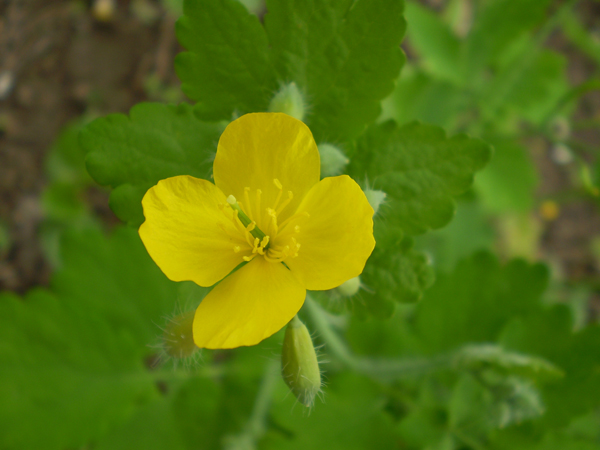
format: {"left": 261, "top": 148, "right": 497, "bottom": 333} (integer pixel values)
{"left": 227, "top": 195, "right": 268, "bottom": 242}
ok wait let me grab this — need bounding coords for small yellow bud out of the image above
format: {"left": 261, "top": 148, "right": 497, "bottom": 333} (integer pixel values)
{"left": 539, "top": 200, "right": 559, "bottom": 221}
{"left": 363, "top": 189, "right": 386, "bottom": 215}
{"left": 268, "top": 82, "right": 305, "bottom": 121}
{"left": 163, "top": 309, "right": 198, "bottom": 359}
{"left": 318, "top": 143, "right": 349, "bottom": 177}
{"left": 281, "top": 316, "right": 321, "bottom": 407}
{"left": 335, "top": 276, "right": 361, "bottom": 297}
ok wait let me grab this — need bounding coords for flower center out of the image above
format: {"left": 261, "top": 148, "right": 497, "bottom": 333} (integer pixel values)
{"left": 219, "top": 178, "right": 309, "bottom": 264}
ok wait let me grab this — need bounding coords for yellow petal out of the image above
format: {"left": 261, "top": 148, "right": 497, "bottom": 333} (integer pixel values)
{"left": 139, "top": 175, "right": 248, "bottom": 287}
{"left": 193, "top": 258, "right": 305, "bottom": 349}
{"left": 284, "top": 175, "right": 375, "bottom": 291}
{"left": 213, "top": 113, "right": 320, "bottom": 224}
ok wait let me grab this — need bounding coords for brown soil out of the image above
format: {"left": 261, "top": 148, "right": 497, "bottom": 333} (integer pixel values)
{"left": 0, "top": 0, "right": 180, "bottom": 292}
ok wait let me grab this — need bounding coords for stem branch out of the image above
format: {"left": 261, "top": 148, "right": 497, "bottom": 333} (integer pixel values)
{"left": 305, "top": 295, "right": 454, "bottom": 381}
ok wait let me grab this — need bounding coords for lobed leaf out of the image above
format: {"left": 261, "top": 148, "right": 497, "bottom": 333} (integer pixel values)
{"left": 175, "top": 0, "right": 278, "bottom": 119}
{"left": 265, "top": 0, "right": 405, "bottom": 143}
{"left": 350, "top": 120, "right": 492, "bottom": 236}
{"left": 80, "top": 103, "right": 222, "bottom": 226}
{"left": 0, "top": 227, "right": 183, "bottom": 450}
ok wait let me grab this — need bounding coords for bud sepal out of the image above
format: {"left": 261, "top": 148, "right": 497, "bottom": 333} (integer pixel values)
{"left": 281, "top": 315, "right": 322, "bottom": 407}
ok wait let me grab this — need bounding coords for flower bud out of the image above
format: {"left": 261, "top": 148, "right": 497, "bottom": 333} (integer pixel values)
{"left": 318, "top": 143, "right": 349, "bottom": 177}
{"left": 268, "top": 82, "right": 305, "bottom": 121}
{"left": 281, "top": 316, "right": 321, "bottom": 407}
{"left": 335, "top": 276, "right": 361, "bottom": 297}
{"left": 162, "top": 309, "right": 198, "bottom": 359}
{"left": 539, "top": 200, "right": 559, "bottom": 221}
{"left": 364, "top": 189, "right": 386, "bottom": 215}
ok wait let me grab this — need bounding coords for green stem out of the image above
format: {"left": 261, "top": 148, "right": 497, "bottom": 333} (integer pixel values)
{"left": 304, "top": 296, "right": 355, "bottom": 367}
{"left": 305, "top": 296, "right": 454, "bottom": 381}
{"left": 226, "top": 360, "right": 279, "bottom": 449}
{"left": 246, "top": 360, "right": 279, "bottom": 438}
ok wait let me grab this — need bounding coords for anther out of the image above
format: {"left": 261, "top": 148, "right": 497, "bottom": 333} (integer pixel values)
{"left": 276, "top": 191, "right": 294, "bottom": 215}
{"left": 274, "top": 178, "right": 283, "bottom": 190}
{"left": 233, "top": 245, "right": 241, "bottom": 253}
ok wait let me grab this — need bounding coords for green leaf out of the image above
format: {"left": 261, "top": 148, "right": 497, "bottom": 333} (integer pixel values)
{"left": 360, "top": 230, "right": 434, "bottom": 315}
{"left": 51, "top": 227, "right": 180, "bottom": 347}
{"left": 265, "top": 0, "right": 406, "bottom": 142}
{"left": 394, "top": 381, "right": 452, "bottom": 449}
{"left": 349, "top": 120, "right": 492, "bottom": 236}
{"left": 454, "top": 344, "right": 563, "bottom": 383}
{"left": 80, "top": 102, "right": 222, "bottom": 225}
{"left": 263, "top": 373, "right": 397, "bottom": 450}
{"left": 463, "top": 0, "right": 553, "bottom": 78}
{"left": 175, "top": 0, "right": 277, "bottom": 119}
{"left": 0, "top": 226, "right": 190, "bottom": 450}
{"left": 449, "top": 373, "right": 545, "bottom": 444}
{"left": 95, "top": 377, "right": 223, "bottom": 450}
{"left": 0, "top": 289, "right": 158, "bottom": 450}
{"left": 404, "top": 1, "right": 462, "bottom": 84}
{"left": 413, "top": 252, "right": 549, "bottom": 354}
{"left": 500, "top": 305, "right": 600, "bottom": 429}
{"left": 382, "top": 67, "right": 466, "bottom": 129}
{"left": 475, "top": 140, "right": 539, "bottom": 213}
{"left": 561, "top": 9, "right": 600, "bottom": 66}
{"left": 176, "top": 0, "right": 406, "bottom": 142}
{"left": 481, "top": 49, "right": 569, "bottom": 126}
{"left": 414, "top": 199, "right": 495, "bottom": 273}
{"left": 46, "top": 119, "right": 93, "bottom": 186}
{"left": 94, "top": 397, "right": 189, "bottom": 450}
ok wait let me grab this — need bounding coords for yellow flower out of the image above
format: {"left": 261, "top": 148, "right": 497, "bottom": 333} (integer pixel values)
{"left": 139, "top": 113, "right": 375, "bottom": 349}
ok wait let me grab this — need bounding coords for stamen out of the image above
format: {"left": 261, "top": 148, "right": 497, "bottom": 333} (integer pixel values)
{"left": 243, "top": 187, "right": 253, "bottom": 220}
{"left": 276, "top": 191, "right": 294, "bottom": 215}
{"left": 267, "top": 208, "right": 278, "bottom": 234}
{"left": 263, "top": 253, "right": 281, "bottom": 263}
{"left": 256, "top": 189, "right": 262, "bottom": 223}
{"left": 252, "top": 237, "right": 260, "bottom": 254}
{"left": 294, "top": 225, "right": 301, "bottom": 233}
{"left": 272, "top": 179, "right": 284, "bottom": 211}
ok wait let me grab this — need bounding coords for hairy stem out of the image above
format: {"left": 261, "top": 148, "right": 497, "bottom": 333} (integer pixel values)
{"left": 305, "top": 295, "right": 454, "bottom": 381}
{"left": 225, "top": 359, "right": 279, "bottom": 449}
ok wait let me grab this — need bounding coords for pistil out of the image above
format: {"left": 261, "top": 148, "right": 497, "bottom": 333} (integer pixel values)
{"left": 227, "top": 195, "right": 267, "bottom": 242}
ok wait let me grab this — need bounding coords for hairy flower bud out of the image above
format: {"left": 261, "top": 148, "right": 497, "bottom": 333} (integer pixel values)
{"left": 318, "top": 143, "right": 349, "bottom": 177}
{"left": 163, "top": 309, "right": 198, "bottom": 359}
{"left": 335, "top": 276, "right": 361, "bottom": 297}
{"left": 281, "top": 316, "right": 321, "bottom": 407}
{"left": 364, "top": 189, "right": 386, "bottom": 215}
{"left": 268, "top": 82, "right": 305, "bottom": 121}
